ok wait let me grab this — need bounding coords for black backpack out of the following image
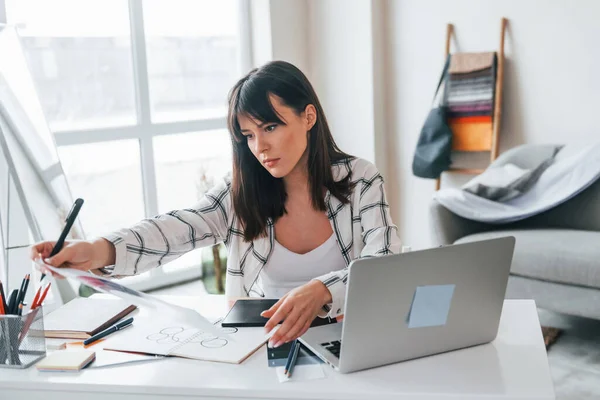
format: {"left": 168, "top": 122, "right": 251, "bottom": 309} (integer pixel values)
{"left": 412, "top": 56, "right": 452, "bottom": 179}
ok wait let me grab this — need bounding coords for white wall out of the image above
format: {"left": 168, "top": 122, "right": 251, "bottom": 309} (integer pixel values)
{"left": 386, "top": 0, "right": 600, "bottom": 249}
{"left": 307, "top": 0, "right": 386, "bottom": 172}
{"left": 269, "top": 0, "right": 309, "bottom": 75}
{"left": 250, "top": 0, "right": 309, "bottom": 74}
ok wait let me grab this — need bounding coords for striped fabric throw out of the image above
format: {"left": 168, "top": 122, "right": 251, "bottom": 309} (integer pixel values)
{"left": 445, "top": 52, "right": 497, "bottom": 151}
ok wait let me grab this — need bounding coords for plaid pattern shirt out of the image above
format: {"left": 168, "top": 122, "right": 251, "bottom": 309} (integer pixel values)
{"left": 102, "top": 157, "right": 401, "bottom": 318}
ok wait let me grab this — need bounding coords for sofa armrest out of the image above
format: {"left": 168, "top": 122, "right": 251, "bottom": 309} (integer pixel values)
{"left": 429, "top": 199, "right": 491, "bottom": 245}
{"left": 516, "top": 178, "right": 600, "bottom": 232}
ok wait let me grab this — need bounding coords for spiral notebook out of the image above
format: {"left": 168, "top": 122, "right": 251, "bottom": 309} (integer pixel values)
{"left": 103, "top": 318, "right": 269, "bottom": 364}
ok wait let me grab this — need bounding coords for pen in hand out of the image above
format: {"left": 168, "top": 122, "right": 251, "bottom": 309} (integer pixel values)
{"left": 83, "top": 317, "right": 134, "bottom": 346}
{"left": 40, "top": 198, "right": 84, "bottom": 282}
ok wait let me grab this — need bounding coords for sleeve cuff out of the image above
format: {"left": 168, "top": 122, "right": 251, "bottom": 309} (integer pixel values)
{"left": 314, "top": 275, "right": 346, "bottom": 318}
{"left": 99, "top": 232, "right": 134, "bottom": 277}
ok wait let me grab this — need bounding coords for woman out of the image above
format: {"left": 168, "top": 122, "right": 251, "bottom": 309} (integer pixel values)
{"left": 31, "top": 61, "right": 401, "bottom": 348}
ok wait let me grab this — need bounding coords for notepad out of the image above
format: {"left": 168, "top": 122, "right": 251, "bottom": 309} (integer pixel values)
{"left": 36, "top": 350, "right": 96, "bottom": 371}
{"left": 103, "top": 318, "right": 268, "bottom": 364}
{"left": 44, "top": 297, "right": 137, "bottom": 339}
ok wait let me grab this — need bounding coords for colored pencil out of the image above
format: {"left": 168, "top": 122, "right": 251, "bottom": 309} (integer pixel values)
{"left": 36, "top": 283, "right": 52, "bottom": 308}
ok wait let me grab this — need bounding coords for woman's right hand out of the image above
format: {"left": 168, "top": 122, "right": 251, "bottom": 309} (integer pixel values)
{"left": 29, "top": 239, "right": 116, "bottom": 277}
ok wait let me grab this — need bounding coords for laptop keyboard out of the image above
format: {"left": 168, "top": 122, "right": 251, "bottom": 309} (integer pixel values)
{"left": 321, "top": 340, "right": 342, "bottom": 358}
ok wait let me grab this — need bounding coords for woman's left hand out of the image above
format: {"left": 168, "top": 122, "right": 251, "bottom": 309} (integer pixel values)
{"left": 261, "top": 280, "right": 332, "bottom": 348}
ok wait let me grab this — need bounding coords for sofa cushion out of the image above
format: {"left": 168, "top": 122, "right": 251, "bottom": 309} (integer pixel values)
{"left": 455, "top": 229, "right": 600, "bottom": 290}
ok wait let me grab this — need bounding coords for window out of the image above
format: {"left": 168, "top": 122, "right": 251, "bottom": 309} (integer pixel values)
{"left": 6, "top": 0, "right": 137, "bottom": 131}
{"left": 57, "top": 140, "right": 145, "bottom": 237}
{"left": 153, "top": 130, "right": 232, "bottom": 213}
{"left": 143, "top": 1, "right": 240, "bottom": 123}
{"left": 4, "top": 0, "right": 250, "bottom": 290}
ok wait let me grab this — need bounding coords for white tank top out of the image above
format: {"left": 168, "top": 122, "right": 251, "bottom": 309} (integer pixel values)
{"left": 260, "top": 233, "right": 347, "bottom": 298}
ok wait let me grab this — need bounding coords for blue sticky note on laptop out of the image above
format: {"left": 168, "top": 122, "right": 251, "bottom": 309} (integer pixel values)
{"left": 406, "top": 284, "right": 455, "bottom": 328}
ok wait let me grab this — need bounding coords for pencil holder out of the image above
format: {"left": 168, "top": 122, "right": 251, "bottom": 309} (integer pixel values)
{"left": 0, "top": 307, "right": 46, "bottom": 369}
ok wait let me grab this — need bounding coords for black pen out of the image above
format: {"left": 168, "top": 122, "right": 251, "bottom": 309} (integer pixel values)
{"left": 40, "top": 198, "right": 84, "bottom": 282}
{"left": 15, "top": 274, "right": 30, "bottom": 314}
{"left": 283, "top": 340, "right": 298, "bottom": 374}
{"left": 7, "top": 289, "right": 18, "bottom": 315}
{"left": 83, "top": 317, "right": 134, "bottom": 346}
{"left": 286, "top": 340, "right": 301, "bottom": 378}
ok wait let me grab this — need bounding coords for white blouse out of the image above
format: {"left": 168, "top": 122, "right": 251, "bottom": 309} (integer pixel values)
{"left": 260, "top": 234, "right": 347, "bottom": 298}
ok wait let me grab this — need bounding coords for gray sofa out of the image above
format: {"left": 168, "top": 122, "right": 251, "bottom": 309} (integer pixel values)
{"left": 430, "top": 144, "right": 600, "bottom": 320}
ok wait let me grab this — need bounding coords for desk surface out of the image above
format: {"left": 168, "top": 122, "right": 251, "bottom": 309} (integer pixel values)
{"left": 0, "top": 296, "right": 555, "bottom": 400}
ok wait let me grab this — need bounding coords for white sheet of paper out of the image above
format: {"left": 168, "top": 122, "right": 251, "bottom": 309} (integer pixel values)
{"left": 276, "top": 364, "right": 326, "bottom": 383}
{"left": 102, "top": 318, "right": 268, "bottom": 364}
{"left": 171, "top": 326, "right": 267, "bottom": 363}
{"left": 89, "top": 351, "right": 164, "bottom": 369}
{"left": 103, "top": 318, "right": 198, "bottom": 355}
{"left": 36, "top": 260, "right": 226, "bottom": 340}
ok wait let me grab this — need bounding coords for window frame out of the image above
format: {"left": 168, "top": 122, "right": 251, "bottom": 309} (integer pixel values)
{"left": 0, "top": 0, "right": 252, "bottom": 291}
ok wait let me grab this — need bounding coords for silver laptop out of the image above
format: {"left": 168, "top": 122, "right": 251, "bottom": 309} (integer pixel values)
{"left": 299, "top": 236, "right": 516, "bottom": 373}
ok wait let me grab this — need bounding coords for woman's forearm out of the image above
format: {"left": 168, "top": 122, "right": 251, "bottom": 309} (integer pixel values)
{"left": 91, "top": 238, "right": 116, "bottom": 270}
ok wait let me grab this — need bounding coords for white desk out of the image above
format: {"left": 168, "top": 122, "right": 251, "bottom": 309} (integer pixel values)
{"left": 0, "top": 297, "right": 555, "bottom": 400}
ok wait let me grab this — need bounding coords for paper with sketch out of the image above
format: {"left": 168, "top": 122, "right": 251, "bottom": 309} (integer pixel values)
{"left": 103, "top": 318, "right": 268, "bottom": 364}
{"left": 34, "top": 260, "right": 226, "bottom": 340}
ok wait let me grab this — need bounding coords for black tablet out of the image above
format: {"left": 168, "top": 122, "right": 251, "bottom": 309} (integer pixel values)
{"left": 220, "top": 299, "right": 278, "bottom": 327}
{"left": 220, "top": 299, "right": 338, "bottom": 328}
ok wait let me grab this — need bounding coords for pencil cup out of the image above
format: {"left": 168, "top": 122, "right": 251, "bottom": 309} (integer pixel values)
{"left": 0, "top": 307, "right": 46, "bottom": 369}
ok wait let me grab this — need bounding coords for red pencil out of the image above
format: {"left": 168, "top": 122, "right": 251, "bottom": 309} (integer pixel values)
{"left": 0, "top": 281, "right": 7, "bottom": 315}
{"left": 30, "top": 286, "right": 43, "bottom": 310}
{"left": 36, "top": 283, "right": 52, "bottom": 308}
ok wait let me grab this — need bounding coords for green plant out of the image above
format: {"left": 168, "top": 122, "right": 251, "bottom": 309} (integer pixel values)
{"left": 200, "top": 243, "right": 227, "bottom": 294}
{"left": 196, "top": 167, "right": 228, "bottom": 294}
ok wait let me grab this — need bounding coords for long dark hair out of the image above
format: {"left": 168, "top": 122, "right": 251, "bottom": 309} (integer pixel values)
{"left": 227, "top": 61, "right": 354, "bottom": 241}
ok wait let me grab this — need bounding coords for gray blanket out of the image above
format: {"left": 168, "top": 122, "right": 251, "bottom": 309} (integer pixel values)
{"left": 462, "top": 146, "right": 562, "bottom": 202}
{"left": 434, "top": 143, "right": 600, "bottom": 223}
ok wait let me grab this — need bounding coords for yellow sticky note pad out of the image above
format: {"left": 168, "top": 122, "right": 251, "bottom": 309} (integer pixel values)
{"left": 36, "top": 350, "right": 96, "bottom": 372}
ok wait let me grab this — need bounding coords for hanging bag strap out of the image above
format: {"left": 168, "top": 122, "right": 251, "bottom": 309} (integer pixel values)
{"left": 431, "top": 55, "right": 451, "bottom": 106}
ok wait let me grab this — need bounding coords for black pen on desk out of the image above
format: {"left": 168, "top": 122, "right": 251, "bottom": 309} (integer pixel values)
{"left": 40, "top": 198, "right": 84, "bottom": 282}
{"left": 83, "top": 317, "right": 134, "bottom": 346}
{"left": 283, "top": 340, "right": 298, "bottom": 375}
{"left": 286, "top": 340, "right": 301, "bottom": 378}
